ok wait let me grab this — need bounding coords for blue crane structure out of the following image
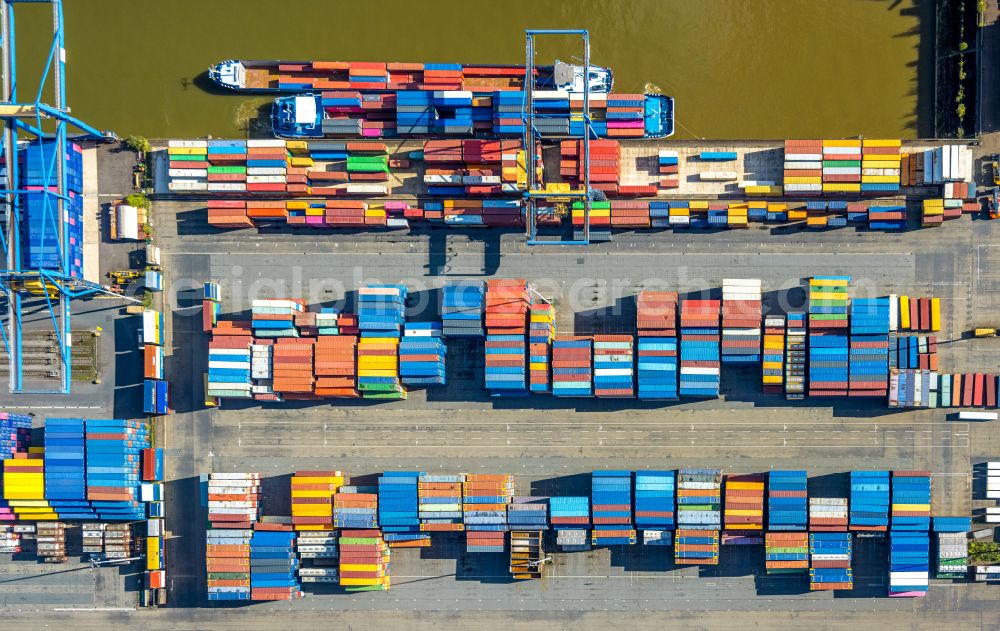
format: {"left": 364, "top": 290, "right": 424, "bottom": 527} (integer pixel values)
{"left": 522, "top": 29, "right": 596, "bottom": 245}
{"left": 0, "top": 0, "right": 129, "bottom": 394}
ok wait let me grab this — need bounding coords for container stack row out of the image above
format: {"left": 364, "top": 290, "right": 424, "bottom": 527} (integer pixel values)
{"left": 357, "top": 285, "right": 407, "bottom": 400}
{"left": 528, "top": 298, "right": 556, "bottom": 393}
{"left": 679, "top": 299, "right": 721, "bottom": 398}
{"left": 463, "top": 474, "right": 513, "bottom": 552}
{"left": 768, "top": 470, "right": 808, "bottom": 531}
{"left": 762, "top": 316, "right": 785, "bottom": 394}
{"left": 378, "top": 472, "right": 428, "bottom": 547}
{"left": 591, "top": 471, "right": 635, "bottom": 545}
{"left": 399, "top": 323, "right": 447, "bottom": 387}
{"left": 889, "top": 532, "right": 930, "bottom": 597}
{"left": 848, "top": 297, "right": 890, "bottom": 397}
{"left": 560, "top": 140, "right": 621, "bottom": 192}
{"left": 484, "top": 280, "right": 530, "bottom": 397}
{"left": 675, "top": 469, "right": 721, "bottom": 564}
{"left": 635, "top": 291, "right": 678, "bottom": 400}
{"left": 860, "top": 139, "right": 902, "bottom": 194}
{"left": 785, "top": 313, "right": 807, "bottom": 400}
{"left": 552, "top": 336, "right": 593, "bottom": 397}
{"left": 441, "top": 281, "right": 485, "bottom": 338}
{"left": 507, "top": 496, "right": 548, "bottom": 530}
{"left": 808, "top": 276, "right": 850, "bottom": 397}
{"left": 291, "top": 471, "right": 342, "bottom": 532}
{"left": 782, "top": 140, "right": 823, "bottom": 195}
{"left": 333, "top": 489, "right": 378, "bottom": 529}
{"left": 422, "top": 139, "right": 523, "bottom": 198}
{"left": 634, "top": 470, "right": 675, "bottom": 539}
{"left": 418, "top": 474, "right": 465, "bottom": 532}
{"left": 810, "top": 497, "right": 849, "bottom": 532}
{"left": 890, "top": 335, "right": 938, "bottom": 371}
{"left": 723, "top": 474, "right": 764, "bottom": 543}
{"left": 206, "top": 472, "right": 261, "bottom": 601}
{"left": 250, "top": 528, "right": 303, "bottom": 600}
{"left": 891, "top": 471, "right": 931, "bottom": 532}
{"left": 896, "top": 296, "right": 941, "bottom": 332}
{"left": 550, "top": 496, "right": 590, "bottom": 549}
{"left": 173, "top": 139, "right": 393, "bottom": 199}
{"left": 809, "top": 532, "right": 853, "bottom": 590}
{"left": 849, "top": 471, "right": 890, "bottom": 533}
{"left": 721, "top": 279, "right": 762, "bottom": 365}
{"left": 934, "top": 517, "right": 971, "bottom": 579}
{"left": 766, "top": 532, "right": 809, "bottom": 573}
{"left": 338, "top": 529, "right": 390, "bottom": 591}
{"left": 592, "top": 335, "right": 634, "bottom": 397}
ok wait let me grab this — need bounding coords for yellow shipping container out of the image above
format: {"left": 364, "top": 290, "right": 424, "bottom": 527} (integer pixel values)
{"left": 285, "top": 200, "right": 309, "bottom": 210}
{"left": 284, "top": 140, "right": 308, "bottom": 151}
{"left": 899, "top": 296, "right": 911, "bottom": 329}
{"left": 166, "top": 147, "right": 205, "bottom": 155}
{"left": 861, "top": 176, "right": 900, "bottom": 184}
{"left": 763, "top": 376, "right": 783, "bottom": 384}
{"left": 785, "top": 176, "right": 822, "bottom": 184}
{"left": 147, "top": 537, "right": 161, "bottom": 570}
{"left": 725, "top": 509, "right": 763, "bottom": 516}
{"left": 357, "top": 369, "right": 398, "bottom": 378}
{"left": 931, "top": 297, "right": 941, "bottom": 331}
{"left": 891, "top": 504, "right": 929, "bottom": 512}
{"left": 726, "top": 482, "right": 764, "bottom": 490}
{"left": 339, "top": 577, "right": 386, "bottom": 586}
{"left": 340, "top": 563, "right": 383, "bottom": 573}
{"left": 689, "top": 200, "right": 709, "bottom": 210}
{"left": 669, "top": 207, "right": 690, "bottom": 217}
{"left": 289, "top": 157, "right": 314, "bottom": 167}
{"left": 787, "top": 209, "right": 808, "bottom": 220}
{"left": 822, "top": 183, "right": 861, "bottom": 192}
{"left": 291, "top": 489, "right": 333, "bottom": 498}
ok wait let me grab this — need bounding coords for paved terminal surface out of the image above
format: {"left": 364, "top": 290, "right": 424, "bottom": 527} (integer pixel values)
{"left": 126, "top": 196, "right": 1000, "bottom": 628}
{"left": 6, "top": 178, "right": 1000, "bottom": 627}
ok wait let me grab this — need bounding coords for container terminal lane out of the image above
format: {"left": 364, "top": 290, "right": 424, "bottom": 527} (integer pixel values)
{"left": 145, "top": 193, "right": 1000, "bottom": 623}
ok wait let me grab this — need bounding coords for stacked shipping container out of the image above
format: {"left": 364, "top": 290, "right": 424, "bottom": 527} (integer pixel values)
{"left": 721, "top": 279, "right": 762, "bottom": 365}
{"left": 679, "top": 299, "right": 721, "bottom": 397}
{"left": 808, "top": 277, "right": 850, "bottom": 396}
{"left": 767, "top": 470, "right": 808, "bottom": 531}
{"left": 849, "top": 471, "right": 890, "bottom": 533}
{"left": 636, "top": 291, "right": 678, "bottom": 400}
{"left": 591, "top": 471, "right": 635, "bottom": 545}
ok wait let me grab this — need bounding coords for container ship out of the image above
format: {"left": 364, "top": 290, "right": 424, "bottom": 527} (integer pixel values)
{"left": 209, "top": 59, "right": 614, "bottom": 94}
{"left": 270, "top": 91, "right": 674, "bottom": 139}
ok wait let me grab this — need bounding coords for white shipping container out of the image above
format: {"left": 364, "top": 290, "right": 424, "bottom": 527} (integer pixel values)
{"left": 822, "top": 146, "right": 861, "bottom": 155}
{"left": 680, "top": 367, "right": 721, "bottom": 376}
{"left": 246, "top": 139, "right": 287, "bottom": 148}
{"left": 247, "top": 167, "right": 286, "bottom": 176}
{"left": 346, "top": 183, "right": 389, "bottom": 195}
{"left": 168, "top": 180, "right": 209, "bottom": 191}
{"left": 168, "top": 139, "right": 208, "bottom": 148}
{"left": 784, "top": 161, "right": 822, "bottom": 169}
{"left": 784, "top": 153, "right": 823, "bottom": 161}
{"left": 784, "top": 183, "right": 822, "bottom": 192}
{"left": 246, "top": 175, "right": 286, "bottom": 184}
{"left": 169, "top": 168, "right": 208, "bottom": 178}
{"left": 700, "top": 171, "right": 738, "bottom": 181}
{"left": 207, "top": 183, "right": 247, "bottom": 192}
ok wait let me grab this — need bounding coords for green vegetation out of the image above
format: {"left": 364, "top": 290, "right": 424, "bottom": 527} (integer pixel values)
{"left": 126, "top": 192, "right": 150, "bottom": 209}
{"left": 969, "top": 542, "right": 1000, "bottom": 563}
{"left": 141, "top": 289, "right": 155, "bottom": 309}
{"left": 123, "top": 135, "right": 150, "bottom": 155}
